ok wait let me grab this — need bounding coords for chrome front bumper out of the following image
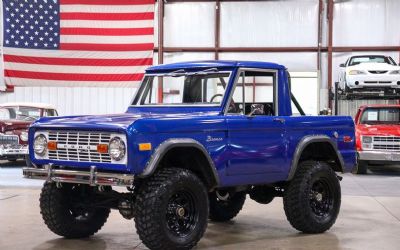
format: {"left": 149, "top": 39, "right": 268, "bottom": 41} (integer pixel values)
{"left": 23, "top": 165, "right": 134, "bottom": 187}
{"left": 0, "top": 145, "right": 28, "bottom": 156}
{"left": 358, "top": 150, "right": 400, "bottom": 162}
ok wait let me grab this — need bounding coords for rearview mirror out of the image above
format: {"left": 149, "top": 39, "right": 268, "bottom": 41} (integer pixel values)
{"left": 339, "top": 63, "right": 346, "bottom": 68}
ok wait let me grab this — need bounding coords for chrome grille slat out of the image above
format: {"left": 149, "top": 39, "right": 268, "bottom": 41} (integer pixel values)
{"left": 47, "top": 131, "right": 112, "bottom": 163}
{"left": 372, "top": 136, "right": 400, "bottom": 152}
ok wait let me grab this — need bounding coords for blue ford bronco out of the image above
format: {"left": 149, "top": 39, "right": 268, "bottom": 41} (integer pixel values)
{"left": 23, "top": 61, "right": 356, "bottom": 250}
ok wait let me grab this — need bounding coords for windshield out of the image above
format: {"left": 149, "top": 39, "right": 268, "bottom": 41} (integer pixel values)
{"left": 349, "top": 56, "right": 396, "bottom": 66}
{"left": 0, "top": 106, "right": 41, "bottom": 121}
{"left": 360, "top": 108, "right": 400, "bottom": 125}
{"left": 132, "top": 70, "right": 231, "bottom": 106}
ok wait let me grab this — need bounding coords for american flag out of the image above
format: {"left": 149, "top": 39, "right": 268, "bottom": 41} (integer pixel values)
{"left": 2, "top": 0, "right": 155, "bottom": 87}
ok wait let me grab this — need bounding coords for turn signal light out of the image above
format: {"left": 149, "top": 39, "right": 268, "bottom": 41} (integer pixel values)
{"left": 47, "top": 141, "right": 58, "bottom": 151}
{"left": 97, "top": 144, "right": 109, "bottom": 154}
{"left": 139, "top": 143, "right": 152, "bottom": 151}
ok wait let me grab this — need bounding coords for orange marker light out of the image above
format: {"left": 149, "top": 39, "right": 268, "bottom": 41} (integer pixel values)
{"left": 97, "top": 144, "right": 109, "bottom": 154}
{"left": 139, "top": 143, "right": 152, "bottom": 151}
{"left": 48, "top": 141, "right": 58, "bottom": 151}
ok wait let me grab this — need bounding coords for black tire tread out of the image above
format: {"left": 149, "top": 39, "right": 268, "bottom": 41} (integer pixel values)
{"left": 134, "top": 168, "right": 208, "bottom": 250}
{"left": 209, "top": 191, "right": 246, "bottom": 222}
{"left": 283, "top": 161, "right": 341, "bottom": 234}
{"left": 353, "top": 161, "right": 368, "bottom": 174}
{"left": 40, "top": 182, "right": 110, "bottom": 238}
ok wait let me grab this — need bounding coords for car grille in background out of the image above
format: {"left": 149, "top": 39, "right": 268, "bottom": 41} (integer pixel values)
{"left": 48, "top": 131, "right": 112, "bottom": 163}
{"left": 364, "top": 81, "right": 392, "bottom": 84}
{"left": 372, "top": 136, "right": 400, "bottom": 152}
{"left": 0, "top": 135, "right": 19, "bottom": 145}
{"left": 368, "top": 71, "right": 388, "bottom": 74}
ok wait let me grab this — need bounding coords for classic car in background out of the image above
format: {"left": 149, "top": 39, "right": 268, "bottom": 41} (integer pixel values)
{"left": 354, "top": 104, "right": 400, "bottom": 174}
{"left": 0, "top": 103, "right": 58, "bottom": 163}
{"left": 338, "top": 55, "right": 400, "bottom": 94}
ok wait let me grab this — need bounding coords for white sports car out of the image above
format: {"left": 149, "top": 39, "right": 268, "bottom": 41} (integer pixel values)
{"left": 338, "top": 55, "right": 400, "bottom": 93}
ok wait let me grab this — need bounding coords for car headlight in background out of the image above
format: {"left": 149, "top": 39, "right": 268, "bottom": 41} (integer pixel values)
{"left": 361, "top": 136, "right": 372, "bottom": 150}
{"left": 34, "top": 134, "right": 47, "bottom": 155}
{"left": 362, "top": 136, "right": 372, "bottom": 143}
{"left": 20, "top": 131, "right": 28, "bottom": 142}
{"left": 348, "top": 70, "right": 367, "bottom": 75}
{"left": 390, "top": 70, "right": 400, "bottom": 74}
{"left": 109, "top": 137, "right": 126, "bottom": 161}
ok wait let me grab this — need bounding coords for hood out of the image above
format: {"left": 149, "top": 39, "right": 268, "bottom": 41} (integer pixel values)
{"left": 348, "top": 62, "right": 399, "bottom": 71}
{"left": 31, "top": 111, "right": 220, "bottom": 132}
{"left": 356, "top": 124, "right": 400, "bottom": 136}
{"left": 0, "top": 119, "right": 32, "bottom": 133}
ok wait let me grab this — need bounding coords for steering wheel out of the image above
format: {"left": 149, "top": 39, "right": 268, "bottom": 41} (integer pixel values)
{"left": 210, "top": 94, "right": 223, "bottom": 103}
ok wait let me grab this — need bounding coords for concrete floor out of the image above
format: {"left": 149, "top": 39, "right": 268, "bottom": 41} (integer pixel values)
{"left": 1, "top": 160, "right": 400, "bottom": 250}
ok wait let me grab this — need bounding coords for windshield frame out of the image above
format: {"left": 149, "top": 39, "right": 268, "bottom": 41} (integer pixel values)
{"left": 130, "top": 70, "right": 233, "bottom": 108}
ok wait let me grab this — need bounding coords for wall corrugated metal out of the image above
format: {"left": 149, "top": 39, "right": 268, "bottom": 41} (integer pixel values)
{"left": 0, "top": 87, "right": 136, "bottom": 116}
{"left": 335, "top": 99, "right": 398, "bottom": 117}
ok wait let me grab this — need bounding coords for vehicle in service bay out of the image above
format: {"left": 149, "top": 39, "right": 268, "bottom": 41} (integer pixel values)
{"left": 23, "top": 61, "right": 356, "bottom": 250}
{"left": 338, "top": 55, "right": 400, "bottom": 94}
{"left": 0, "top": 102, "right": 57, "bottom": 163}
{"left": 354, "top": 104, "right": 400, "bottom": 174}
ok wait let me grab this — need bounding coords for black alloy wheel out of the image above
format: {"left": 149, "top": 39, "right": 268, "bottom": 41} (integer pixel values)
{"left": 309, "top": 178, "right": 335, "bottom": 219}
{"left": 166, "top": 190, "right": 199, "bottom": 237}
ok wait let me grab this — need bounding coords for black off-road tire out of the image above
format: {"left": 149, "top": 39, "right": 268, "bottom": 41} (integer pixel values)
{"left": 353, "top": 160, "right": 368, "bottom": 174}
{"left": 135, "top": 168, "right": 209, "bottom": 250}
{"left": 283, "top": 161, "right": 341, "bottom": 234}
{"left": 40, "top": 182, "right": 110, "bottom": 238}
{"left": 209, "top": 190, "right": 246, "bottom": 222}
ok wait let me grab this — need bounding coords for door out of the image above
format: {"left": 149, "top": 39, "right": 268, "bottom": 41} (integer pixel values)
{"left": 226, "top": 69, "right": 287, "bottom": 175}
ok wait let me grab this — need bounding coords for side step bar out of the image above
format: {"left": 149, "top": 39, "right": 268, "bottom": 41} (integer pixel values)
{"left": 23, "top": 165, "right": 134, "bottom": 187}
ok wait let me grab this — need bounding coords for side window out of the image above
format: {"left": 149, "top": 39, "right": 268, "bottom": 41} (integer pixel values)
{"left": 44, "top": 109, "right": 57, "bottom": 117}
{"left": 228, "top": 70, "right": 276, "bottom": 116}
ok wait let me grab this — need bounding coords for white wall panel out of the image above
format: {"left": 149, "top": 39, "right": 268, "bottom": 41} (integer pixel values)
{"left": 219, "top": 52, "right": 318, "bottom": 71}
{"left": 220, "top": 0, "right": 319, "bottom": 47}
{"left": 0, "top": 87, "right": 136, "bottom": 116}
{"left": 163, "top": 52, "right": 214, "bottom": 64}
{"left": 334, "top": 0, "right": 400, "bottom": 46}
{"left": 164, "top": 3, "right": 215, "bottom": 47}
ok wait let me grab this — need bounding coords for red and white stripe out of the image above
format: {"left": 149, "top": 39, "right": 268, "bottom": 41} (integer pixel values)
{"left": 4, "top": 0, "right": 154, "bottom": 87}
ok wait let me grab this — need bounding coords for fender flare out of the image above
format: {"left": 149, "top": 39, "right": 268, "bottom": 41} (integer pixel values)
{"left": 139, "top": 138, "right": 220, "bottom": 187}
{"left": 287, "top": 135, "right": 345, "bottom": 181}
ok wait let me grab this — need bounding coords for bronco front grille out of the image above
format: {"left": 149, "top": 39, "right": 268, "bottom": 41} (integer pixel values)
{"left": 372, "top": 136, "right": 400, "bottom": 152}
{"left": 47, "top": 131, "right": 112, "bottom": 163}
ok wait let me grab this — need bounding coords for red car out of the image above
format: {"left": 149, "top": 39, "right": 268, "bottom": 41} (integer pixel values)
{"left": 0, "top": 103, "right": 58, "bottom": 163}
{"left": 354, "top": 104, "right": 400, "bottom": 174}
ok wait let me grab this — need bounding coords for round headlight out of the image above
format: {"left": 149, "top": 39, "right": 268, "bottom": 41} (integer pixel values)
{"left": 34, "top": 134, "right": 47, "bottom": 155}
{"left": 20, "top": 131, "right": 28, "bottom": 142}
{"left": 109, "top": 137, "right": 126, "bottom": 161}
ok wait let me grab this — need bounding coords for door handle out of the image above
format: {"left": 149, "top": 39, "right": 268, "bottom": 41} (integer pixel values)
{"left": 273, "top": 118, "right": 285, "bottom": 124}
